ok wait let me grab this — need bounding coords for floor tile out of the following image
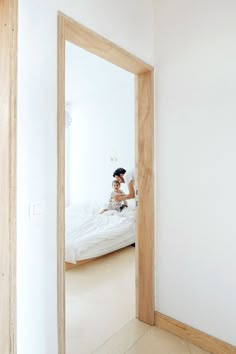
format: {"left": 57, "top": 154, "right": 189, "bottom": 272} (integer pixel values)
{"left": 66, "top": 337, "right": 94, "bottom": 354}
{"left": 66, "top": 247, "right": 135, "bottom": 302}
{"left": 188, "top": 343, "right": 211, "bottom": 354}
{"left": 93, "top": 318, "right": 151, "bottom": 354}
{"left": 126, "top": 326, "right": 190, "bottom": 354}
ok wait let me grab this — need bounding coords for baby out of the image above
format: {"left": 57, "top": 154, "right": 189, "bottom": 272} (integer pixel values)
{"left": 100, "top": 180, "right": 128, "bottom": 214}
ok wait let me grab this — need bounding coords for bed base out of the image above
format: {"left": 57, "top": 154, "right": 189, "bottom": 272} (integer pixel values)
{"left": 65, "top": 246, "right": 132, "bottom": 271}
{"left": 65, "top": 256, "right": 99, "bottom": 271}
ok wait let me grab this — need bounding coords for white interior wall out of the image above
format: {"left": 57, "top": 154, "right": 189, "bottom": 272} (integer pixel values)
{"left": 17, "top": 1, "right": 154, "bottom": 354}
{"left": 65, "top": 43, "right": 134, "bottom": 207}
{"left": 154, "top": 0, "right": 236, "bottom": 345}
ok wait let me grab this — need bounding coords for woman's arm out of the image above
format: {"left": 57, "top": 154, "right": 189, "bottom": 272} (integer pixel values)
{"left": 114, "top": 181, "right": 135, "bottom": 201}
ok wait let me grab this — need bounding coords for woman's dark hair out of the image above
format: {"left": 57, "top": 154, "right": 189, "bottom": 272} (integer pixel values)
{"left": 113, "top": 168, "right": 126, "bottom": 178}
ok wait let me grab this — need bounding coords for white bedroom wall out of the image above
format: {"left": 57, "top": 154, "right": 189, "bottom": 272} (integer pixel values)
{"left": 65, "top": 43, "right": 135, "bottom": 206}
{"left": 154, "top": 0, "right": 236, "bottom": 345}
{"left": 68, "top": 90, "right": 134, "bottom": 205}
{"left": 17, "top": 1, "right": 154, "bottom": 354}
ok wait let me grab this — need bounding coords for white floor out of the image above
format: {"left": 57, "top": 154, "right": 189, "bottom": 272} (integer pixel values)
{"left": 65, "top": 246, "right": 209, "bottom": 354}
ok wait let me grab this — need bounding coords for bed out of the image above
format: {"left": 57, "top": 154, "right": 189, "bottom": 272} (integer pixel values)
{"left": 65, "top": 203, "right": 135, "bottom": 269}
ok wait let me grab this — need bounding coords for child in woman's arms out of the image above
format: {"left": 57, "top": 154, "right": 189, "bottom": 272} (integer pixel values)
{"left": 100, "top": 180, "right": 128, "bottom": 214}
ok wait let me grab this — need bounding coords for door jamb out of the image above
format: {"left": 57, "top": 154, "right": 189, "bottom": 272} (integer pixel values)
{"left": 0, "top": 1, "right": 17, "bottom": 354}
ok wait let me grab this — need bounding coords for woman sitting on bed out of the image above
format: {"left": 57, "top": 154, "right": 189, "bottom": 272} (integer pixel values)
{"left": 100, "top": 180, "right": 128, "bottom": 214}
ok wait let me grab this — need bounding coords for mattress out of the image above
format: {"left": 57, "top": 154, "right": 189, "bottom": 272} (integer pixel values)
{"left": 65, "top": 203, "right": 135, "bottom": 263}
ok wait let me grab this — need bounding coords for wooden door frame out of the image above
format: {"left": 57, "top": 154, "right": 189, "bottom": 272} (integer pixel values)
{"left": 0, "top": 1, "right": 17, "bottom": 354}
{"left": 57, "top": 12, "right": 154, "bottom": 354}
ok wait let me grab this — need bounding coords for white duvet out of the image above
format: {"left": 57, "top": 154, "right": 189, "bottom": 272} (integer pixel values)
{"left": 65, "top": 204, "right": 135, "bottom": 263}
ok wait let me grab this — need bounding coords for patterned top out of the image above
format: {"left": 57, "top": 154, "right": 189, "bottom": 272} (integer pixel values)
{"left": 107, "top": 190, "right": 128, "bottom": 211}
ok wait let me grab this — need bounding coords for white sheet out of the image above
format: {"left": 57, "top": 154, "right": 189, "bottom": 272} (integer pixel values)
{"left": 65, "top": 204, "right": 135, "bottom": 263}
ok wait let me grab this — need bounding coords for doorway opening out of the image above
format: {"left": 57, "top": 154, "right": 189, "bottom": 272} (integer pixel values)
{"left": 65, "top": 41, "right": 136, "bottom": 352}
{"left": 58, "top": 12, "right": 154, "bottom": 354}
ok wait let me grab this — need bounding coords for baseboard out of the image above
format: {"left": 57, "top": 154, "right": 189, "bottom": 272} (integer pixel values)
{"left": 155, "top": 312, "right": 236, "bottom": 354}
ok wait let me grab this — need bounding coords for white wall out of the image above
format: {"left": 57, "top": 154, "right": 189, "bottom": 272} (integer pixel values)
{"left": 67, "top": 92, "right": 134, "bottom": 205}
{"left": 17, "top": 1, "right": 154, "bottom": 353}
{"left": 154, "top": 0, "right": 236, "bottom": 345}
{"left": 65, "top": 42, "right": 135, "bottom": 206}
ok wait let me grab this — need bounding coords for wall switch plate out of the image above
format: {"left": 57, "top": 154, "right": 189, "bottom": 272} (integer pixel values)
{"left": 29, "top": 201, "right": 43, "bottom": 218}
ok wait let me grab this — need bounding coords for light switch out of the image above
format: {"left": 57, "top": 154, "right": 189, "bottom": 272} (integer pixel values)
{"left": 30, "top": 201, "right": 42, "bottom": 218}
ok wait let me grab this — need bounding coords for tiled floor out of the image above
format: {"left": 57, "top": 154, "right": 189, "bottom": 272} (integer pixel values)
{"left": 95, "top": 320, "right": 210, "bottom": 354}
{"left": 66, "top": 247, "right": 136, "bottom": 354}
{"left": 66, "top": 246, "right": 210, "bottom": 354}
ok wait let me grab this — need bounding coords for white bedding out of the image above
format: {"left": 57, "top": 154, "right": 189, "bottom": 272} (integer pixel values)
{"left": 65, "top": 204, "right": 135, "bottom": 263}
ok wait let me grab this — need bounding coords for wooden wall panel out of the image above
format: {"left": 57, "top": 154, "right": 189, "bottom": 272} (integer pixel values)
{"left": 57, "top": 13, "right": 66, "bottom": 354}
{"left": 0, "top": 1, "right": 17, "bottom": 353}
{"left": 62, "top": 13, "right": 152, "bottom": 75}
{"left": 136, "top": 71, "right": 154, "bottom": 324}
